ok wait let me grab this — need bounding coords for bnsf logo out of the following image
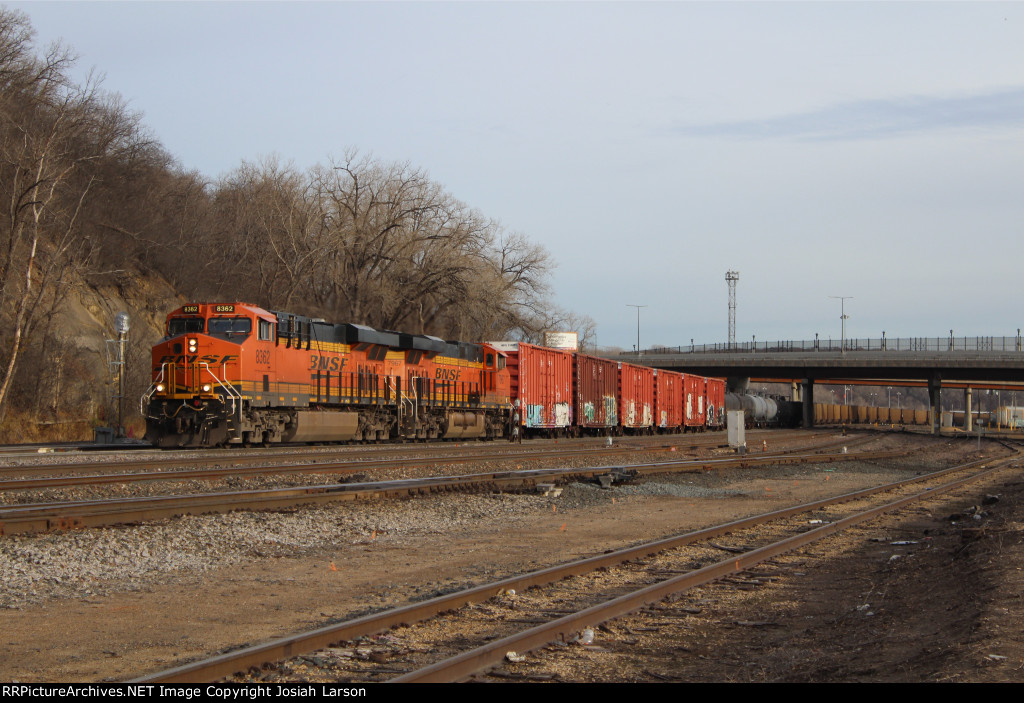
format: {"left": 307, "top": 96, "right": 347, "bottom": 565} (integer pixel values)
{"left": 435, "top": 368, "right": 461, "bottom": 381}
{"left": 309, "top": 354, "right": 347, "bottom": 372}
{"left": 159, "top": 355, "right": 238, "bottom": 365}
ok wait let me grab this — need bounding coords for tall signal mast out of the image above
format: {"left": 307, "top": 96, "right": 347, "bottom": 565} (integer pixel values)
{"left": 726, "top": 270, "right": 739, "bottom": 348}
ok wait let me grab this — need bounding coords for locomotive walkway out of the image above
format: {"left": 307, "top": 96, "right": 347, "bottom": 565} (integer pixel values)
{"left": 617, "top": 334, "right": 1024, "bottom": 433}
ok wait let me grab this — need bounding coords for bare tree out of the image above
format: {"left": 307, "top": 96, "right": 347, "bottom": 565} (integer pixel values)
{"left": 0, "top": 10, "right": 148, "bottom": 416}
{"left": 306, "top": 152, "right": 440, "bottom": 324}
{"left": 300, "top": 151, "right": 558, "bottom": 340}
{"left": 211, "top": 156, "right": 325, "bottom": 309}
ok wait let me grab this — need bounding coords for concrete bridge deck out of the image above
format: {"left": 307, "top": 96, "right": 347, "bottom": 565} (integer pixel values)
{"left": 617, "top": 336, "right": 1024, "bottom": 432}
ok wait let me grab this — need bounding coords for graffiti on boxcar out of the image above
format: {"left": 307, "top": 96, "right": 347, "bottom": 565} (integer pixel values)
{"left": 604, "top": 396, "right": 617, "bottom": 425}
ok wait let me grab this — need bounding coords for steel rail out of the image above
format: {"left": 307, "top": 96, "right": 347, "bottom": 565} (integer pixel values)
{"left": 0, "top": 442, "right": 628, "bottom": 478}
{"left": 0, "top": 428, "right": 810, "bottom": 461}
{"left": 0, "top": 430, "right": 785, "bottom": 480}
{"left": 0, "top": 432, "right": 866, "bottom": 492}
{"left": 392, "top": 454, "right": 1022, "bottom": 682}
{"left": 0, "top": 447, "right": 902, "bottom": 536}
{"left": 0, "top": 445, "right": 690, "bottom": 491}
{"left": 130, "top": 450, "right": 1008, "bottom": 683}
{"left": 0, "top": 446, "right": 899, "bottom": 536}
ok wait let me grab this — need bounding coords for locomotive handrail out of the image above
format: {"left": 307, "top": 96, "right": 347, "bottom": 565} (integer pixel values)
{"left": 403, "top": 377, "right": 418, "bottom": 423}
{"left": 385, "top": 376, "right": 414, "bottom": 426}
{"left": 201, "top": 362, "right": 242, "bottom": 421}
{"left": 139, "top": 364, "right": 168, "bottom": 415}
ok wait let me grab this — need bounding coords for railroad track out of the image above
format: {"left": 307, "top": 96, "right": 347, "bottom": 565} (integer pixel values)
{"left": 0, "top": 441, "right": 891, "bottom": 535}
{"left": 0, "top": 429, "right": 822, "bottom": 479}
{"left": 0, "top": 444, "right": 699, "bottom": 491}
{"left": 0, "top": 431, "right": 863, "bottom": 494}
{"left": 131, "top": 450, "right": 1020, "bottom": 683}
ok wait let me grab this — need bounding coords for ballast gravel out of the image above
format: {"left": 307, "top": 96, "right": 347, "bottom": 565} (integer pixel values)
{"left": 2, "top": 432, "right": 964, "bottom": 614}
{"left": 0, "top": 477, "right": 752, "bottom": 610}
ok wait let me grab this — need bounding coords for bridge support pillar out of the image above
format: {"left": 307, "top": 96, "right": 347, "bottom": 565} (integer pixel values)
{"left": 928, "top": 375, "right": 942, "bottom": 435}
{"left": 801, "top": 379, "right": 814, "bottom": 428}
{"left": 965, "top": 387, "right": 973, "bottom": 432}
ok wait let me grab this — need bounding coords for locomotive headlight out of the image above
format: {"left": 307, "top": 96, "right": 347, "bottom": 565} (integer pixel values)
{"left": 188, "top": 338, "right": 198, "bottom": 352}
{"left": 155, "top": 383, "right": 165, "bottom": 393}
{"left": 202, "top": 383, "right": 212, "bottom": 392}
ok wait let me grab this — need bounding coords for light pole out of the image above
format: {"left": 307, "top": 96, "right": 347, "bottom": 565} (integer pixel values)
{"left": 829, "top": 296, "right": 852, "bottom": 352}
{"left": 627, "top": 304, "right": 646, "bottom": 354}
{"left": 726, "top": 270, "right": 739, "bottom": 349}
{"left": 888, "top": 386, "right": 892, "bottom": 409}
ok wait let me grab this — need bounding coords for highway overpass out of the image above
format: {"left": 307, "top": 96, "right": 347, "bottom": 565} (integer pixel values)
{"left": 616, "top": 334, "right": 1024, "bottom": 432}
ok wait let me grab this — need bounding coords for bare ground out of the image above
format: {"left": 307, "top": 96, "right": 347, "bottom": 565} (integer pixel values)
{"left": 1, "top": 432, "right": 1022, "bottom": 682}
{"left": 498, "top": 469, "right": 1024, "bottom": 683}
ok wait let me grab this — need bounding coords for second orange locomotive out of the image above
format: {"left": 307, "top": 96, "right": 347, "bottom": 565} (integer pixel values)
{"left": 143, "top": 302, "right": 511, "bottom": 447}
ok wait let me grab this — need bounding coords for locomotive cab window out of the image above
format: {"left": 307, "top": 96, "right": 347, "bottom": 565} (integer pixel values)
{"left": 167, "top": 317, "right": 204, "bottom": 336}
{"left": 258, "top": 318, "right": 273, "bottom": 341}
{"left": 208, "top": 317, "right": 252, "bottom": 340}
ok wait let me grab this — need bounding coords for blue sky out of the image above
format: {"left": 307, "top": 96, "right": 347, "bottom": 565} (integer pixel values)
{"left": 10, "top": 1, "right": 1024, "bottom": 350}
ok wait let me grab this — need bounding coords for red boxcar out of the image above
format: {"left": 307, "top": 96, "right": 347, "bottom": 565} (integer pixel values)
{"left": 654, "top": 369, "right": 684, "bottom": 432}
{"left": 503, "top": 342, "right": 573, "bottom": 434}
{"left": 619, "top": 362, "right": 654, "bottom": 432}
{"left": 573, "top": 353, "right": 619, "bottom": 434}
{"left": 683, "top": 373, "right": 706, "bottom": 430}
{"left": 705, "top": 376, "right": 726, "bottom": 428}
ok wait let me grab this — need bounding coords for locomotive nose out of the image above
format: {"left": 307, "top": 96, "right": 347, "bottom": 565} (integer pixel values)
{"left": 151, "top": 333, "right": 232, "bottom": 399}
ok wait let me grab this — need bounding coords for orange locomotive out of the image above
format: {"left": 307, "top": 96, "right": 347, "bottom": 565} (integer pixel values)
{"left": 142, "top": 303, "right": 511, "bottom": 447}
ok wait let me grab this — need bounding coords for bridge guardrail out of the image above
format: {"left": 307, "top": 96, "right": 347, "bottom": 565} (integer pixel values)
{"left": 636, "top": 335, "right": 1024, "bottom": 356}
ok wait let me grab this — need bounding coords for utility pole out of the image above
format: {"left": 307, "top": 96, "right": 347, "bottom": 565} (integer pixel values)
{"left": 829, "top": 296, "right": 852, "bottom": 353}
{"left": 627, "top": 304, "right": 647, "bottom": 354}
{"left": 726, "top": 270, "right": 739, "bottom": 349}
